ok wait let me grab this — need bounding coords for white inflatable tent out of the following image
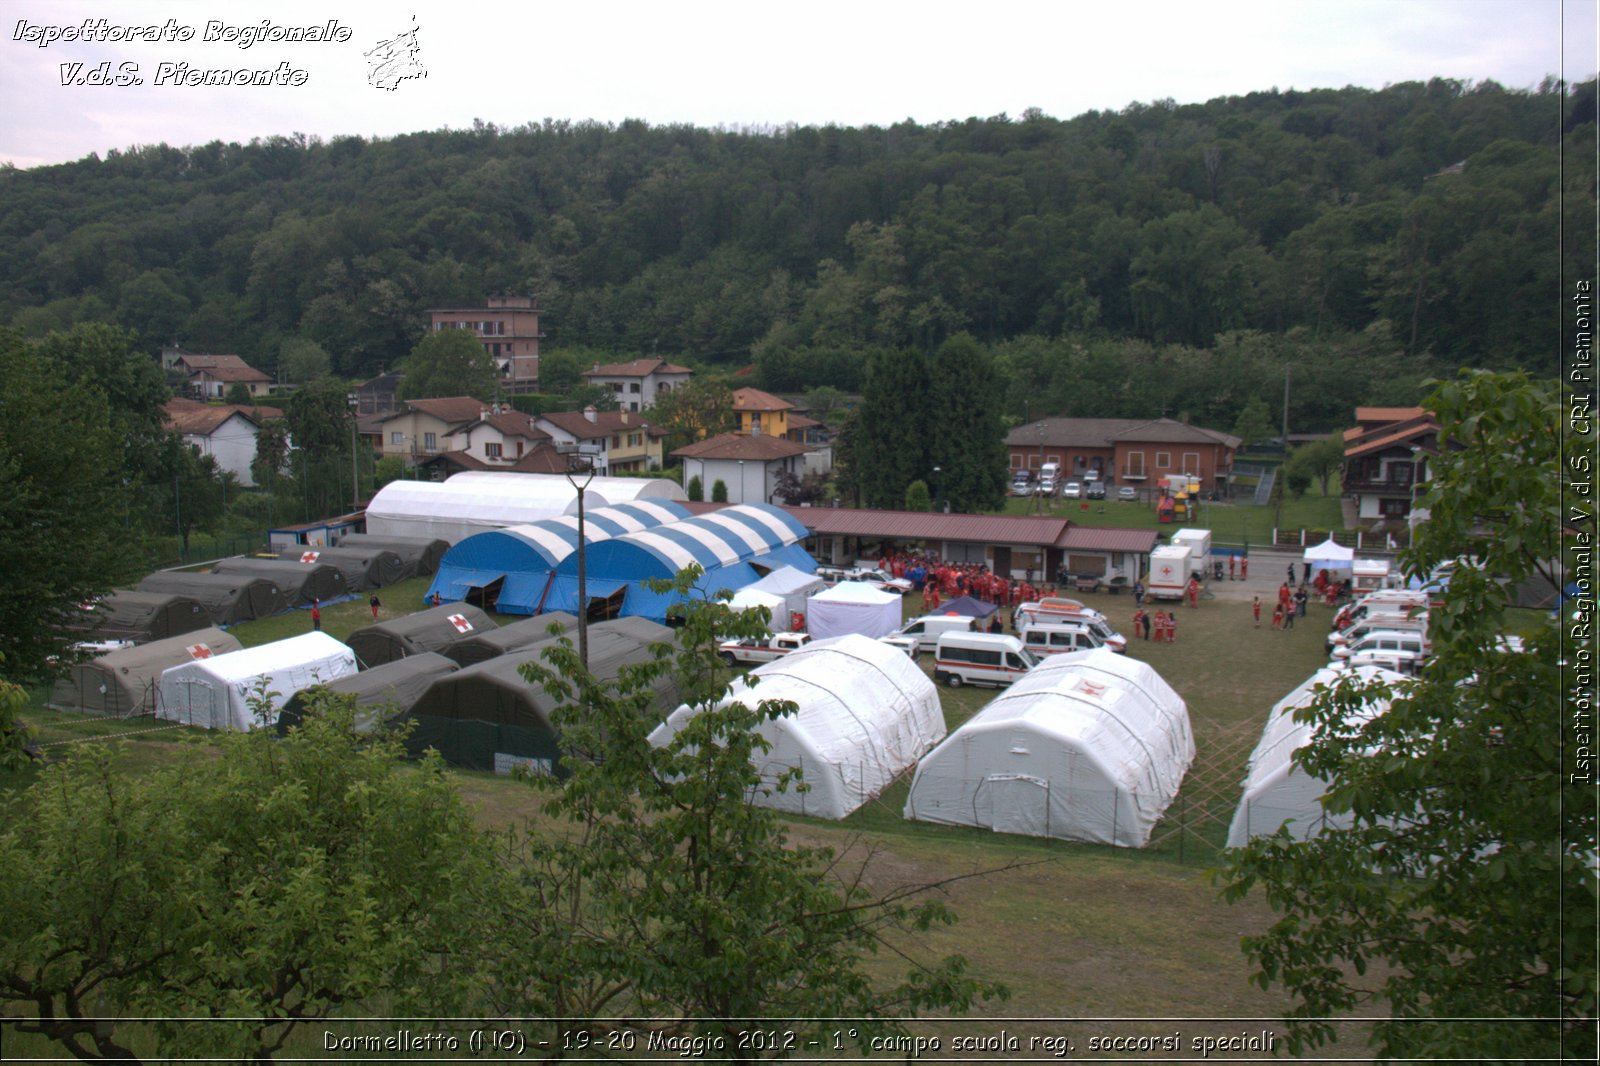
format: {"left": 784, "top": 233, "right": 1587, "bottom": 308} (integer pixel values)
{"left": 1225, "top": 664, "right": 1405, "bottom": 848}
{"left": 735, "top": 565, "right": 826, "bottom": 631}
{"left": 903, "top": 649, "right": 1194, "bottom": 847}
{"left": 649, "top": 634, "right": 945, "bottom": 819}
{"left": 157, "top": 631, "right": 358, "bottom": 731}
{"left": 805, "top": 581, "right": 902, "bottom": 639}
{"left": 363, "top": 471, "right": 687, "bottom": 543}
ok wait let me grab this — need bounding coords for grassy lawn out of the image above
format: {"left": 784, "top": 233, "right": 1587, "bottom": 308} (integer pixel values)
{"left": 1002, "top": 486, "right": 1344, "bottom": 548}
{"left": 5, "top": 578, "right": 1373, "bottom": 1055}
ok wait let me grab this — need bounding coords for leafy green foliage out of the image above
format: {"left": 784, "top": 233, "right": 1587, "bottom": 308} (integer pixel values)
{"left": 904, "top": 479, "right": 932, "bottom": 512}
{"left": 223, "top": 382, "right": 251, "bottom": 405}
{"left": 1231, "top": 396, "right": 1275, "bottom": 447}
{"left": 686, "top": 474, "right": 703, "bottom": 501}
{"left": 1217, "top": 371, "right": 1595, "bottom": 1060}
{"left": 489, "top": 568, "right": 1005, "bottom": 1048}
{"left": 650, "top": 375, "right": 735, "bottom": 453}
{"left": 710, "top": 478, "right": 728, "bottom": 503}
{"left": 1284, "top": 433, "right": 1346, "bottom": 496}
{"left": 0, "top": 694, "right": 493, "bottom": 1061}
{"left": 0, "top": 669, "right": 32, "bottom": 770}
{"left": 276, "top": 336, "right": 332, "bottom": 385}
{"left": 398, "top": 328, "right": 497, "bottom": 401}
{"left": 0, "top": 330, "right": 134, "bottom": 682}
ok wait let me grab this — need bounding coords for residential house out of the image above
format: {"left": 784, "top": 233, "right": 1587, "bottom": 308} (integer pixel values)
{"left": 162, "top": 398, "right": 285, "bottom": 488}
{"left": 581, "top": 358, "right": 693, "bottom": 411}
{"left": 354, "top": 372, "right": 403, "bottom": 416}
{"left": 1341, "top": 406, "right": 1438, "bottom": 528}
{"left": 448, "top": 407, "right": 552, "bottom": 467}
{"left": 161, "top": 352, "right": 273, "bottom": 400}
{"left": 375, "top": 396, "right": 486, "bottom": 460}
{"left": 535, "top": 407, "right": 667, "bottom": 475}
{"left": 1004, "top": 417, "right": 1239, "bottom": 490}
{"left": 427, "top": 295, "right": 545, "bottom": 394}
{"left": 731, "top": 387, "right": 791, "bottom": 438}
{"left": 672, "top": 432, "right": 810, "bottom": 505}
{"left": 784, "top": 412, "right": 828, "bottom": 446}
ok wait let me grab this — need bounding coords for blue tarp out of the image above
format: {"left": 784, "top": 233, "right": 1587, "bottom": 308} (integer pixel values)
{"left": 931, "top": 595, "right": 998, "bottom": 619}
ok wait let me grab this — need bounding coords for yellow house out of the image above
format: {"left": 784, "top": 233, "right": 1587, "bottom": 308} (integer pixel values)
{"left": 732, "top": 387, "right": 791, "bottom": 438}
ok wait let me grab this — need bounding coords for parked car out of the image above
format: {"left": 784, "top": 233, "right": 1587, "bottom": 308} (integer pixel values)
{"left": 718, "top": 632, "right": 811, "bottom": 666}
{"left": 1063, "top": 481, "right": 1082, "bottom": 499}
{"left": 1117, "top": 486, "right": 1138, "bottom": 501}
{"left": 877, "top": 635, "right": 919, "bottom": 658}
{"left": 815, "top": 565, "right": 911, "bottom": 594}
{"left": 1038, "top": 476, "right": 1057, "bottom": 496}
{"left": 1086, "top": 482, "right": 1106, "bottom": 500}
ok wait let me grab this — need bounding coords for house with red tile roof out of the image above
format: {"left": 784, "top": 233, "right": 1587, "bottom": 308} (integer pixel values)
{"left": 162, "top": 398, "right": 285, "bottom": 487}
{"left": 375, "top": 396, "right": 486, "bottom": 459}
{"left": 1342, "top": 406, "right": 1438, "bottom": 529}
{"left": 671, "top": 432, "right": 811, "bottom": 505}
{"left": 1005, "top": 417, "right": 1240, "bottom": 490}
{"left": 581, "top": 358, "right": 693, "bottom": 411}
{"left": 160, "top": 351, "right": 273, "bottom": 400}
{"left": 534, "top": 407, "right": 668, "bottom": 474}
{"left": 447, "top": 407, "right": 552, "bottom": 467}
{"left": 731, "top": 387, "right": 792, "bottom": 439}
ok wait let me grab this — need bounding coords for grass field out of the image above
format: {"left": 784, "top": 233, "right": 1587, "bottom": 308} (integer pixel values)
{"left": 1002, "top": 487, "right": 1344, "bottom": 548}
{"left": 6, "top": 569, "right": 1378, "bottom": 1056}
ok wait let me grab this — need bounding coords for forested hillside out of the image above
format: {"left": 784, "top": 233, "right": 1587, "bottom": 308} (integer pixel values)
{"left": 2, "top": 76, "right": 1592, "bottom": 429}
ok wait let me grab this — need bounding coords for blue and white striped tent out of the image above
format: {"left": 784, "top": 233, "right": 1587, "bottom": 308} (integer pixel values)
{"left": 423, "top": 500, "right": 691, "bottom": 613}
{"left": 544, "top": 503, "right": 816, "bottom": 623}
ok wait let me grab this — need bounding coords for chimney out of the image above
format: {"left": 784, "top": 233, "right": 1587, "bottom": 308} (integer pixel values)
{"left": 583, "top": 405, "right": 598, "bottom": 423}
{"left": 480, "top": 406, "right": 489, "bottom": 420}
{"left": 620, "top": 411, "right": 629, "bottom": 424}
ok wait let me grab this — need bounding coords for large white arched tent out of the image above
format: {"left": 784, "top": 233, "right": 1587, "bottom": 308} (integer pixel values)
{"left": 1226, "top": 664, "right": 1407, "bottom": 848}
{"left": 363, "top": 472, "right": 687, "bottom": 543}
{"left": 648, "top": 634, "right": 945, "bottom": 819}
{"left": 903, "top": 649, "right": 1194, "bottom": 847}
{"left": 157, "top": 631, "right": 358, "bottom": 731}
{"left": 544, "top": 503, "right": 815, "bottom": 623}
{"left": 423, "top": 499, "right": 691, "bottom": 611}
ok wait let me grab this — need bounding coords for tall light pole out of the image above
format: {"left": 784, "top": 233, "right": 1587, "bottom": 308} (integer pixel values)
{"left": 560, "top": 443, "right": 600, "bottom": 669}
{"left": 346, "top": 392, "right": 361, "bottom": 512}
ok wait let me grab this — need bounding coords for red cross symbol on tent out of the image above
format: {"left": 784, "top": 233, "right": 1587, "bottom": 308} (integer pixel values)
{"left": 1076, "top": 679, "right": 1107, "bottom": 698}
{"left": 299, "top": 551, "right": 320, "bottom": 563}
{"left": 447, "top": 613, "right": 474, "bottom": 633}
{"left": 186, "top": 643, "right": 213, "bottom": 660}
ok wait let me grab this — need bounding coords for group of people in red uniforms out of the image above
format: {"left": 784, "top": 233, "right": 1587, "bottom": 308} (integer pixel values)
{"left": 879, "top": 551, "right": 1052, "bottom": 616}
{"left": 1130, "top": 608, "right": 1179, "bottom": 643}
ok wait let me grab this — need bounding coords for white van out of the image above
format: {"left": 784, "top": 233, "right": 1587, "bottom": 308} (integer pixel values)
{"left": 1325, "top": 614, "right": 1428, "bottom": 655}
{"left": 1019, "top": 620, "right": 1127, "bottom": 656}
{"left": 933, "top": 632, "right": 1038, "bottom": 688}
{"left": 894, "top": 613, "right": 979, "bottom": 654}
{"left": 1012, "top": 597, "right": 1110, "bottom": 630}
{"left": 1330, "top": 629, "right": 1428, "bottom": 662}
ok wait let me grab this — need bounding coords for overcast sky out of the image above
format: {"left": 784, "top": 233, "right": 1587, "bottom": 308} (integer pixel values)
{"left": 1, "top": 0, "right": 1594, "bottom": 170}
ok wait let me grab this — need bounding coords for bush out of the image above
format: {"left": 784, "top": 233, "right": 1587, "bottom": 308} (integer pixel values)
{"left": 687, "top": 474, "right": 703, "bottom": 501}
{"left": 711, "top": 479, "right": 727, "bottom": 503}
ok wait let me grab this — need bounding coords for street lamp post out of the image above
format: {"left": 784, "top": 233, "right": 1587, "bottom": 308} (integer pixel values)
{"left": 931, "top": 466, "right": 941, "bottom": 514}
{"left": 560, "top": 443, "right": 600, "bottom": 669}
{"left": 346, "top": 392, "right": 361, "bottom": 512}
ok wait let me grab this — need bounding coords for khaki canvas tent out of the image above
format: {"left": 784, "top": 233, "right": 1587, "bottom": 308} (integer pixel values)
{"left": 1226, "top": 665, "right": 1405, "bottom": 848}
{"left": 403, "top": 616, "right": 677, "bottom": 774}
{"left": 212, "top": 557, "right": 347, "bottom": 607}
{"left": 74, "top": 590, "right": 212, "bottom": 644}
{"left": 276, "top": 651, "right": 460, "bottom": 734}
{"left": 649, "top": 634, "right": 945, "bottom": 819}
{"left": 346, "top": 603, "right": 497, "bottom": 667}
{"left": 48, "top": 628, "right": 243, "bottom": 717}
{"left": 904, "top": 649, "right": 1195, "bottom": 847}
{"left": 332, "top": 533, "right": 449, "bottom": 577}
{"left": 276, "top": 546, "right": 407, "bottom": 591}
{"left": 136, "top": 571, "right": 287, "bottom": 625}
{"left": 157, "top": 631, "right": 358, "bottom": 731}
{"left": 444, "top": 612, "right": 578, "bottom": 667}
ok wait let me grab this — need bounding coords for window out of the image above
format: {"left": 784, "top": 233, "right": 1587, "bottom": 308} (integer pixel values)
{"left": 629, "top": 382, "right": 641, "bottom": 393}
{"left": 1182, "top": 451, "right": 1199, "bottom": 474}
{"left": 423, "top": 432, "right": 437, "bottom": 451}
{"left": 1380, "top": 498, "right": 1409, "bottom": 517}
{"left": 1046, "top": 454, "right": 1060, "bottom": 465}
{"left": 485, "top": 442, "right": 502, "bottom": 459}
{"left": 390, "top": 432, "right": 404, "bottom": 445}
{"left": 1156, "top": 451, "right": 1171, "bottom": 469}
{"left": 1126, "top": 451, "right": 1146, "bottom": 477}
{"left": 612, "top": 435, "right": 621, "bottom": 449}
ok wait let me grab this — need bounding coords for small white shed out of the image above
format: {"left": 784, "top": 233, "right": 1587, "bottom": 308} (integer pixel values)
{"left": 1226, "top": 665, "right": 1406, "bottom": 848}
{"left": 649, "top": 634, "right": 945, "bottom": 819}
{"left": 903, "top": 649, "right": 1194, "bottom": 847}
{"left": 157, "top": 631, "right": 358, "bottom": 731}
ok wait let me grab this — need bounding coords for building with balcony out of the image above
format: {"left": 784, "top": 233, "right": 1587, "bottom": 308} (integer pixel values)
{"left": 1004, "top": 417, "right": 1239, "bottom": 489}
{"left": 732, "top": 387, "right": 792, "bottom": 438}
{"left": 1342, "top": 406, "right": 1438, "bottom": 528}
{"left": 581, "top": 358, "right": 693, "bottom": 411}
{"left": 427, "top": 295, "right": 545, "bottom": 394}
{"left": 534, "top": 407, "right": 667, "bottom": 475}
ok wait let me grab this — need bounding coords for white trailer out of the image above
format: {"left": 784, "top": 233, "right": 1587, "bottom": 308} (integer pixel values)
{"left": 1146, "top": 544, "right": 1193, "bottom": 600}
{"left": 1171, "top": 529, "right": 1212, "bottom": 578}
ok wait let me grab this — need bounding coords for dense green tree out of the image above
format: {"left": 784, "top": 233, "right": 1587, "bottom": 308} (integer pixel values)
{"left": 1285, "top": 432, "right": 1346, "bottom": 495}
{"left": 854, "top": 348, "right": 928, "bottom": 510}
{"left": 1219, "top": 371, "right": 1594, "bottom": 1060}
{"left": 398, "top": 328, "right": 497, "bottom": 401}
{"left": 1231, "top": 396, "right": 1276, "bottom": 448}
{"left": 0, "top": 695, "right": 495, "bottom": 1061}
{"left": 686, "top": 474, "right": 703, "bottom": 502}
{"left": 927, "top": 333, "right": 1008, "bottom": 513}
{"left": 0, "top": 330, "right": 133, "bottom": 682}
{"left": 223, "top": 382, "right": 251, "bottom": 405}
{"left": 489, "top": 570, "right": 1005, "bottom": 1046}
{"left": 650, "top": 376, "right": 736, "bottom": 453}
{"left": 277, "top": 335, "right": 332, "bottom": 384}
{"left": 710, "top": 478, "right": 728, "bottom": 503}
{"left": 903, "top": 479, "right": 932, "bottom": 512}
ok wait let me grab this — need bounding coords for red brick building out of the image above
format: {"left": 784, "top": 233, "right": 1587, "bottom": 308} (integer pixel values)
{"left": 1004, "top": 417, "right": 1240, "bottom": 490}
{"left": 427, "top": 295, "right": 545, "bottom": 394}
